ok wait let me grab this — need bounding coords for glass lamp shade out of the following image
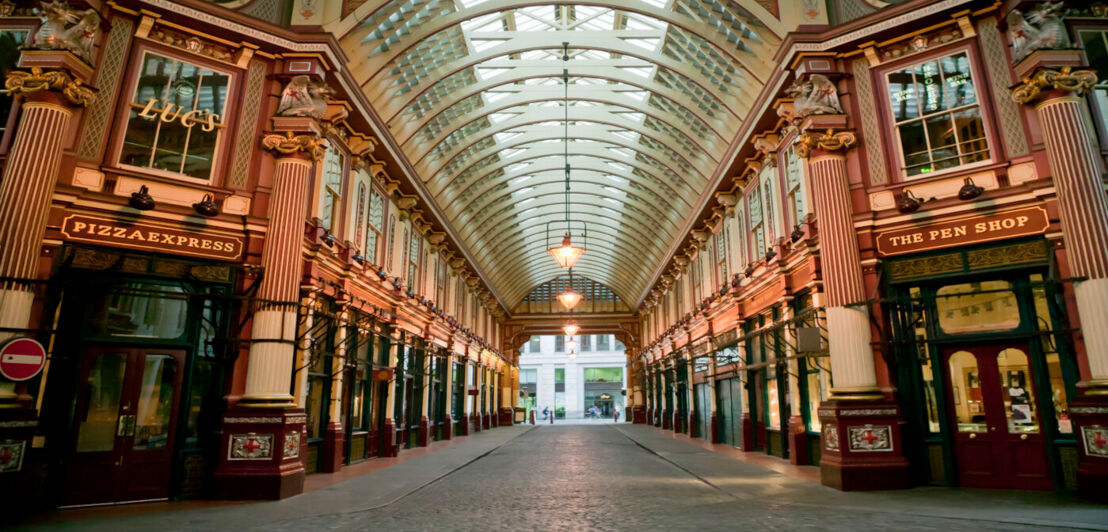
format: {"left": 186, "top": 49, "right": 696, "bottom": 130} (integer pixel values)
{"left": 556, "top": 288, "right": 582, "bottom": 310}
{"left": 566, "top": 338, "right": 578, "bottom": 352}
{"left": 548, "top": 235, "right": 584, "bottom": 268}
{"left": 567, "top": 350, "right": 577, "bottom": 360}
{"left": 563, "top": 323, "right": 580, "bottom": 336}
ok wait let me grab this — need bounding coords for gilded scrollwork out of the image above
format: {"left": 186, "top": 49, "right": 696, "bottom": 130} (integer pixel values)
{"left": 1011, "top": 66, "right": 1098, "bottom": 105}
{"left": 260, "top": 131, "right": 326, "bottom": 161}
{"left": 5, "top": 66, "right": 95, "bottom": 106}
{"left": 794, "top": 129, "right": 857, "bottom": 158}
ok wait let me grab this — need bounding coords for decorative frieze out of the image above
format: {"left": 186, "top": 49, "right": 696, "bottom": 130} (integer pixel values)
{"left": 224, "top": 416, "right": 283, "bottom": 424}
{"left": 1011, "top": 66, "right": 1097, "bottom": 105}
{"left": 261, "top": 131, "right": 326, "bottom": 161}
{"left": 837, "top": 409, "right": 897, "bottom": 417}
{"left": 795, "top": 129, "right": 856, "bottom": 158}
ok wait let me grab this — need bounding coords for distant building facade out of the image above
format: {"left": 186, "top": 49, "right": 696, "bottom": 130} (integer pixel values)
{"left": 519, "top": 335, "right": 626, "bottom": 419}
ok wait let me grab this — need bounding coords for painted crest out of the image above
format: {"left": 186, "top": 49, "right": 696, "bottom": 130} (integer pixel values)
{"left": 847, "top": 424, "right": 893, "bottom": 452}
{"left": 229, "top": 433, "right": 273, "bottom": 460}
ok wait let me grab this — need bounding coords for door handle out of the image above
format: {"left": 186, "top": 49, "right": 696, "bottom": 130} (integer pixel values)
{"left": 989, "top": 426, "right": 996, "bottom": 432}
{"left": 116, "top": 414, "right": 136, "bottom": 437}
{"left": 1020, "top": 433, "right": 1028, "bottom": 440}
{"left": 969, "top": 433, "right": 977, "bottom": 439}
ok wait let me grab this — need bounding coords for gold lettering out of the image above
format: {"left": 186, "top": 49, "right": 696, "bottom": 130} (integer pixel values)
{"left": 202, "top": 113, "right": 218, "bottom": 132}
{"left": 147, "top": 232, "right": 161, "bottom": 244}
{"left": 201, "top": 239, "right": 212, "bottom": 249}
{"left": 179, "top": 109, "right": 202, "bottom": 127}
{"left": 212, "top": 241, "right": 224, "bottom": 251}
{"left": 128, "top": 230, "right": 146, "bottom": 241}
{"left": 137, "top": 99, "right": 159, "bottom": 119}
{"left": 158, "top": 103, "right": 180, "bottom": 124}
{"left": 224, "top": 242, "right": 237, "bottom": 254}
{"left": 71, "top": 221, "right": 87, "bottom": 233}
{"left": 97, "top": 225, "right": 111, "bottom": 236}
{"left": 188, "top": 237, "right": 200, "bottom": 248}
{"left": 974, "top": 222, "right": 987, "bottom": 233}
{"left": 953, "top": 226, "right": 966, "bottom": 237}
{"left": 1017, "top": 215, "right": 1029, "bottom": 227}
{"left": 112, "top": 227, "right": 127, "bottom": 238}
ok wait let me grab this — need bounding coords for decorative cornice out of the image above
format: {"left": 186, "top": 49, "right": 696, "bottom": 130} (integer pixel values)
{"left": 795, "top": 129, "right": 857, "bottom": 158}
{"left": 5, "top": 67, "right": 95, "bottom": 106}
{"left": 261, "top": 131, "right": 325, "bottom": 161}
{"left": 1011, "top": 66, "right": 1098, "bottom": 105}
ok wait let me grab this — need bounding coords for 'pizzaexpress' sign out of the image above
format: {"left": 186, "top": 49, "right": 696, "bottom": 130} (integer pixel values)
{"left": 61, "top": 214, "right": 243, "bottom": 261}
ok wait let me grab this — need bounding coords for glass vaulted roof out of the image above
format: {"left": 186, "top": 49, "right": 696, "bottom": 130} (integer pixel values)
{"left": 342, "top": 0, "right": 783, "bottom": 308}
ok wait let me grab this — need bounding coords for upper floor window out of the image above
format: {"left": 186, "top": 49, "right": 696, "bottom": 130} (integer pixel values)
{"left": 436, "top": 259, "right": 447, "bottom": 306}
{"left": 597, "top": 334, "right": 610, "bottom": 351}
{"left": 733, "top": 203, "right": 747, "bottom": 268}
{"left": 319, "top": 147, "right": 345, "bottom": 232}
{"left": 582, "top": 334, "right": 592, "bottom": 352}
{"left": 1080, "top": 29, "right": 1108, "bottom": 143}
{"left": 120, "top": 52, "right": 230, "bottom": 182}
{"left": 886, "top": 51, "right": 988, "bottom": 178}
{"left": 365, "top": 192, "right": 384, "bottom": 263}
{"left": 528, "top": 337, "right": 540, "bottom": 352}
{"left": 354, "top": 184, "right": 367, "bottom": 246}
{"left": 555, "top": 335, "right": 564, "bottom": 352}
{"left": 386, "top": 214, "right": 397, "bottom": 271}
{"left": 715, "top": 229, "right": 728, "bottom": 285}
{"left": 749, "top": 181, "right": 765, "bottom": 254}
{"left": 407, "top": 229, "right": 420, "bottom": 289}
{"left": 0, "top": 30, "right": 29, "bottom": 139}
{"left": 783, "top": 145, "right": 806, "bottom": 226}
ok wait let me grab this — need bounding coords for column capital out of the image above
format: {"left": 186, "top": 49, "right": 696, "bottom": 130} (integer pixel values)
{"left": 795, "top": 128, "right": 856, "bottom": 159}
{"left": 261, "top": 131, "right": 326, "bottom": 162}
{"left": 1011, "top": 66, "right": 1098, "bottom": 105}
{"left": 5, "top": 66, "right": 95, "bottom": 107}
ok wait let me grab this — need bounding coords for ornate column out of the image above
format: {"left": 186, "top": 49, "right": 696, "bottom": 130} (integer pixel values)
{"left": 0, "top": 64, "right": 94, "bottom": 403}
{"left": 798, "top": 118, "right": 908, "bottom": 490}
{"left": 419, "top": 345, "right": 431, "bottom": 446}
{"left": 442, "top": 347, "right": 454, "bottom": 440}
{"left": 213, "top": 128, "right": 323, "bottom": 499}
{"left": 383, "top": 336, "right": 401, "bottom": 455}
{"left": 321, "top": 299, "right": 348, "bottom": 472}
{"left": 1011, "top": 53, "right": 1108, "bottom": 502}
{"left": 707, "top": 344, "right": 720, "bottom": 442}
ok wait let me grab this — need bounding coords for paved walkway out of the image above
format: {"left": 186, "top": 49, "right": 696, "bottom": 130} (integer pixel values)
{"left": 16, "top": 423, "right": 1108, "bottom": 531}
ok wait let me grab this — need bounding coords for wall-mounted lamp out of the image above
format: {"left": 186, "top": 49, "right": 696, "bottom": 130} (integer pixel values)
{"left": 958, "top": 177, "right": 984, "bottom": 201}
{"left": 895, "top": 190, "right": 922, "bottom": 213}
{"left": 129, "top": 185, "right": 156, "bottom": 211}
{"left": 193, "top": 193, "right": 219, "bottom": 217}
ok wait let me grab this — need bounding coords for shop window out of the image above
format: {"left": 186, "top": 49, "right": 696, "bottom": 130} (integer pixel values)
{"left": 715, "top": 345, "right": 739, "bottom": 367}
{"left": 783, "top": 145, "right": 806, "bottom": 226}
{"left": 585, "top": 367, "right": 622, "bottom": 383}
{"left": 886, "top": 51, "right": 988, "bottom": 178}
{"left": 766, "top": 349, "right": 781, "bottom": 431}
{"left": 948, "top": 350, "right": 986, "bottom": 433}
{"left": 93, "top": 282, "right": 188, "bottom": 339}
{"left": 0, "top": 30, "right": 28, "bottom": 139}
{"left": 804, "top": 366, "right": 828, "bottom": 432}
{"left": 120, "top": 52, "right": 231, "bottom": 182}
{"left": 349, "top": 328, "right": 373, "bottom": 431}
{"left": 1080, "top": 30, "right": 1108, "bottom": 138}
{"left": 1032, "top": 275, "right": 1072, "bottom": 434}
{"left": 519, "top": 369, "right": 537, "bottom": 384}
{"left": 935, "top": 280, "right": 1019, "bottom": 334}
{"left": 910, "top": 287, "right": 942, "bottom": 433}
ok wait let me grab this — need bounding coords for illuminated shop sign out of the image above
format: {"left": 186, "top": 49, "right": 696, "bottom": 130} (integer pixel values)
{"left": 874, "top": 207, "right": 1049, "bottom": 257}
{"left": 61, "top": 214, "right": 243, "bottom": 260}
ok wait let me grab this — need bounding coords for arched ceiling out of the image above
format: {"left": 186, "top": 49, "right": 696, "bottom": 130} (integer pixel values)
{"left": 341, "top": 0, "right": 785, "bottom": 309}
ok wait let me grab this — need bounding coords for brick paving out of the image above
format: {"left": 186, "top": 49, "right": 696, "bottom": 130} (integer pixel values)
{"left": 17, "top": 424, "right": 1108, "bottom": 531}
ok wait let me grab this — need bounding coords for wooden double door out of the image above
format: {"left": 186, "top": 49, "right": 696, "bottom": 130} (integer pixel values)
{"left": 63, "top": 347, "right": 186, "bottom": 506}
{"left": 942, "top": 344, "right": 1051, "bottom": 490}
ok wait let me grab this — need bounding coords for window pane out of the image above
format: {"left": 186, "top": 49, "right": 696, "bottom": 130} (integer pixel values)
{"left": 997, "top": 348, "right": 1039, "bottom": 434}
{"left": 584, "top": 368, "right": 622, "bottom": 382}
{"left": 935, "top": 281, "right": 1020, "bottom": 334}
{"left": 887, "top": 66, "right": 920, "bottom": 121}
{"left": 899, "top": 120, "right": 931, "bottom": 176}
{"left": 76, "top": 353, "right": 127, "bottom": 452}
{"left": 949, "top": 350, "right": 986, "bottom": 433}
{"left": 133, "top": 355, "right": 178, "bottom": 450}
{"left": 93, "top": 283, "right": 189, "bottom": 339}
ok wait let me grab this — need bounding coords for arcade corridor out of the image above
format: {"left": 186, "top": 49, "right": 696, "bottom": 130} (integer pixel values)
{"left": 19, "top": 425, "right": 1107, "bottom": 531}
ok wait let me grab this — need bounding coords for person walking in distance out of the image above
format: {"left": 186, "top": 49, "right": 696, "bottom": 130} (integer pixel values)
{"left": 614, "top": 409, "right": 620, "bottom": 423}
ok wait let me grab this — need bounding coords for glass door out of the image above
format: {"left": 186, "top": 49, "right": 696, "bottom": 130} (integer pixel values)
{"left": 65, "top": 348, "right": 185, "bottom": 506}
{"left": 943, "top": 344, "right": 1051, "bottom": 490}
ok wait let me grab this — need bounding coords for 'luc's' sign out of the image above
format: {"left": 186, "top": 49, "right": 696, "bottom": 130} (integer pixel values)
{"left": 874, "top": 207, "right": 1049, "bottom": 257}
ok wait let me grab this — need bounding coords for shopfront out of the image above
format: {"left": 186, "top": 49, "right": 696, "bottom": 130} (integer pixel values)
{"left": 40, "top": 244, "right": 234, "bottom": 506}
{"left": 714, "top": 344, "right": 742, "bottom": 447}
{"left": 886, "top": 238, "right": 1078, "bottom": 490}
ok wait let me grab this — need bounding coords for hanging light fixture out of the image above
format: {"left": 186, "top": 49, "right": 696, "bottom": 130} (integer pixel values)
{"left": 547, "top": 42, "right": 584, "bottom": 269}
{"left": 567, "top": 350, "right": 577, "bottom": 360}
{"left": 566, "top": 336, "right": 578, "bottom": 352}
{"left": 556, "top": 280, "right": 581, "bottom": 310}
{"left": 563, "top": 322, "right": 580, "bottom": 336}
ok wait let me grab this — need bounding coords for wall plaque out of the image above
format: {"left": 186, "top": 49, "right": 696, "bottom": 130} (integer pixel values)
{"left": 875, "top": 207, "right": 1048, "bottom": 257}
{"left": 61, "top": 214, "right": 244, "bottom": 261}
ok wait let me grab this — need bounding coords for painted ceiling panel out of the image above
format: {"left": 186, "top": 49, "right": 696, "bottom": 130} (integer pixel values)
{"left": 342, "top": 0, "right": 782, "bottom": 309}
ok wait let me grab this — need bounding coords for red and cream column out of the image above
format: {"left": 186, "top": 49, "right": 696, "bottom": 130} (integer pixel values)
{"left": 0, "top": 64, "right": 94, "bottom": 404}
{"left": 1011, "top": 53, "right": 1108, "bottom": 502}
{"left": 798, "top": 120, "right": 908, "bottom": 490}
{"left": 213, "top": 129, "right": 323, "bottom": 499}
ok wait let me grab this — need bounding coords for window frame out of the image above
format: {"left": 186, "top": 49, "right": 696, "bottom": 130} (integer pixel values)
{"left": 113, "top": 46, "right": 237, "bottom": 185}
{"left": 878, "top": 43, "right": 997, "bottom": 182}
{"left": 319, "top": 144, "right": 347, "bottom": 232}
{"left": 364, "top": 188, "right": 386, "bottom": 265}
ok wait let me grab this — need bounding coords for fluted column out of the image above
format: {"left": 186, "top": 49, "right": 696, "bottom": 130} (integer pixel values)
{"left": 0, "top": 67, "right": 94, "bottom": 402}
{"left": 797, "top": 129, "right": 878, "bottom": 399}
{"left": 241, "top": 132, "right": 324, "bottom": 405}
{"left": 1013, "top": 66, "right": 1108, "bottom": 393}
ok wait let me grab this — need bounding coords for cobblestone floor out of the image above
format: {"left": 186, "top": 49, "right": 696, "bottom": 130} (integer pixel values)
{"left": 21, "top": 425, "right": 1108, "bottom": 531}
{"left": 289, "top": 425, "right": 1105, "bottom": 532}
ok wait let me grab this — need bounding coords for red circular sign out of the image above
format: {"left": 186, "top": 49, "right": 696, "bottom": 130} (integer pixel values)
{"left": 0, "top": 338, "right": 47, "bottom": 382}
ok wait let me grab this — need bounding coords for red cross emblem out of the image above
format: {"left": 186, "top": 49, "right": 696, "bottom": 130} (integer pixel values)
{"left": 0, "top": 447, "right": 11, "bottom": 465}
{"left": 243, "top": 438, "right": 261, "bottom": 454}
{"left": 1084, "top": 426, "right": 1108, "bottom": 458}
{"left": 861, "top": 430, "right": 879, "bottom": 446}
{"left": 1094, "top": 432, "right": 1107, "bottom": 450}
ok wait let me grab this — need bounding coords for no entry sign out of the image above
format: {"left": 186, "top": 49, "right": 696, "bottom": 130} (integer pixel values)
{"left": 0, "top": 338, "right": 46, "bottom": 381}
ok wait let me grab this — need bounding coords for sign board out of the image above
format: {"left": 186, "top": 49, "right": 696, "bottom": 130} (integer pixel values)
{"left": 0, "top": 338, "right": 46, "bottom": 381}
{"left": 61, "top": 214, "right": 244, "bottom": 261}
{"left": 372, "top": 368, "right": 393, "bottom": 382}
{"left": 874, "top": 207, "right": 1049, "bottom": 257}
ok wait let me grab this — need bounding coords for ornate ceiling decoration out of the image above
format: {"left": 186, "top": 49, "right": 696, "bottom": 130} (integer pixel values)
{"left": 341, "top": 0, "right": 784, "bottom": 309}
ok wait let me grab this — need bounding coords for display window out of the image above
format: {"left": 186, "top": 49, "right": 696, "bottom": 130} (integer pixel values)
{"left": 118, "top": 51, "right": 232, "bottom": 183}
{"left": 884, "top": 49, "right": 990, "bottom": 179}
